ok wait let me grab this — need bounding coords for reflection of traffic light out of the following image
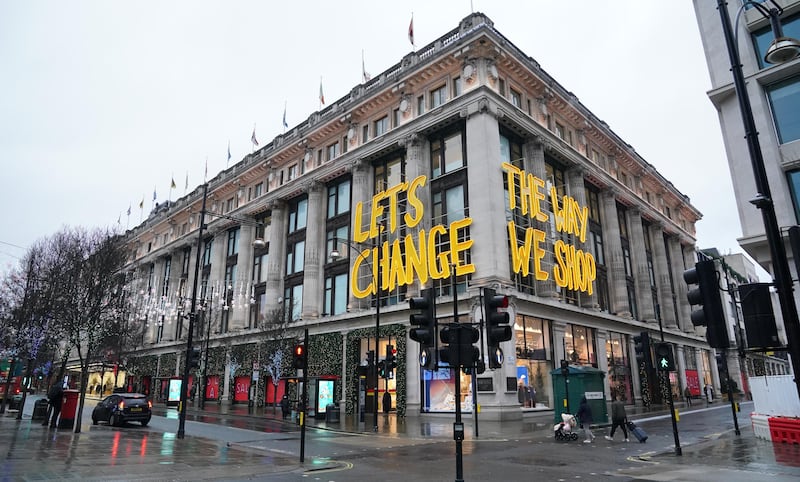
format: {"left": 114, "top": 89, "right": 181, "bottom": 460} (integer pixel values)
{"left": 483, "top": 288, "right": 511, "bottom": 369}
{"left": 293, "top": 344, "right": 306, "bottom": 369}
{"left": 188, "top": 347, "right": 201, "bottom": 369}
{"left": 409, "top": 288, "right": 437, "bottom": 369}
{"left": 654, "top": 343, "right": 675, "bottom": 372}
{"left": 683, "top": 260, "right": 729, "bottom": 349}
{"left": 633, "top": 332, "right": 651, "bottom": 369}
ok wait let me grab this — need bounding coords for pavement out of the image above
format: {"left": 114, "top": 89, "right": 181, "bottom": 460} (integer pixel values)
{"left": 0, "top": 395, "right": 798, "bottom": 481}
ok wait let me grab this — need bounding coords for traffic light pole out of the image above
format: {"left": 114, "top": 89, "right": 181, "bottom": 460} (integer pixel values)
{"left": 720, "top": 348, "right": 741, "bottom": 436}
{"left": 299, "top": 328, "right": 309, "bottom": 463}
{"left": 177, "top": 183, "right": 207, "bottom": 440}
{"left": 452, "top": 269, "right": 464, "bottom": 482}
{"left": 657, "top": 314, "right": 681, "bottom": 456}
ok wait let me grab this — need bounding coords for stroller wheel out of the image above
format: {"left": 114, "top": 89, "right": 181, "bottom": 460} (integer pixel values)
{"left": 570, "top": 433, "right": 579, "bottom": 441}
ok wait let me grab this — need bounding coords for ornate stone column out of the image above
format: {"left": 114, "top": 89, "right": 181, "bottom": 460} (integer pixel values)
{"left": 302, "top": 181, "right": 325, "bottom": 320}
{"left": 523, "top": 138, "right": 557, "bottom": 297}
{"left": 667, "top": 237, "right": 690, "bottom": 332}
{"left": 347, "top": 159, "right": 372, "bottom": 310}
{"left": 567, "top": 166, "right": 596, "bottom": 308}
{"left": 601, "top": 190, "right": 630, "bottom": 317}
{"left": 595, "top": 330, "right": 610, "bottom": 399}
{"left": 265, "top": 201, "right": 287, "bottom": 310}
{"left": 628, "top": 208, "right": 656, "bottom": 322}
{"left": 650, "top": 224, "right": 678, "bottom": 329}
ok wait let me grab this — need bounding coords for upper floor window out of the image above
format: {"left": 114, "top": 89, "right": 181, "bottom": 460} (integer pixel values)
{"left": 288, "top": 197, "right": 308, "bottom": 233}
{"left": 766, "top": 74, "right": 800, "bottom": 144}
{"left": 431, "top": 129, "right": 465, "bottom": 178}
{"left": 430, "top": 85, "right": 447, "bottom": 109}
{"left": 555, "top": 122, "right": 565, "bottom": 140}
{"left": 327, "top": 142, "right": 340, "bottom": 161}
{"left": 452, "top": 77, "right": 462, "bottom": 97}
{"left": 327, "top": 178, "right": 351, "bottom": 219}
{"left": 226, "top": 197, "right": 235, "bottom": 213}
{"left": 510, "top": 88, "right": 522, "bottom": 108}
{"left": 227, "top": 228, "right": 240, "bottom": 256}
{"left": 417, "top": 95, "right": 425, "bottom": 116}
{"left": 374, "top": 116, "right": 389, "bottom": 137}
{"left": 288, "top": 164, "right": 299, "bottom": 181}
{"left": 253, "top": 182, "right": 263, "bottom": 198}
{"left": 788, "top": 169, "right": 800, "bottom": 223}
{"left": 374, "top": 154, "right": 405, "bottom": 194}
{"left": 202, "top": 238, "right": 213, "bottom": 266}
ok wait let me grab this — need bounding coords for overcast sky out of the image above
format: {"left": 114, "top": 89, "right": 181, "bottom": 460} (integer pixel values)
{"left": 0, "top": 1, "right": 744, "bottom": 276}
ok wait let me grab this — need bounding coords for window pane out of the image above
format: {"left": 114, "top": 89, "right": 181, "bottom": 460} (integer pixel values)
{"left": 788, "top": 169, "right": 800, "bottom": 223}
{"left": 767, "top": 75, "right": 800, "bottom": 144}
{"left": 338, "top": 180, "right": 350, "bottom": 214}
{"left": 444, "top": 133, "right": 463, "bottom": 172}
{"left": 294, "top": 241, "right": 305, "bottom": 272}
{"left": 297, "top": 199, "right": 308, "bottom": 229}
{"left": 446, "top": 185, "right": 465, "bottom": 221}
{"left": 334, "top": 273, "right": 348, "bottom": 315}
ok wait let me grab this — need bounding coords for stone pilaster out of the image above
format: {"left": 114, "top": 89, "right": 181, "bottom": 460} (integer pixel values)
{"left": 601, "top": 190, "right": 630, "bottom": 317}
{"left": 650, "top": 224, "right": 678, "bottom": 329}
{"left": 523, "top": 138, "right": 557, "bottom": 297}
{"left": 265, "top": 201, "right": 287, "bottom": 310}
{"left": 302, "top": 181, "right": 325, "bottom": 320}
{"left": 628, "top": 209, "right": 656, "bottom": 322}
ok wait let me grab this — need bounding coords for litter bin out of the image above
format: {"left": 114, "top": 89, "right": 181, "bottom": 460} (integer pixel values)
{"left": 32, "top": 399, "right": 49, "bottom": 421}
{"left": 325, "top": 403, "right": 340, "bottom": 423}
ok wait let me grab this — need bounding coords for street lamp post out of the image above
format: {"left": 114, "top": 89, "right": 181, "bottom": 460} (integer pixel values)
{"left": 717, "top": 0, "right": 800, "bottom": 399}
{"left": 177, "top": 183, "right": 266, "bottom": 439}
{"left": 329, "top": 235, "right": 382, "bottom": 432}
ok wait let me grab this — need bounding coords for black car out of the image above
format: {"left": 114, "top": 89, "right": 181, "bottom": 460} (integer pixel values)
{"left": 92, "top": 393, "right": 151, "bottom": 427}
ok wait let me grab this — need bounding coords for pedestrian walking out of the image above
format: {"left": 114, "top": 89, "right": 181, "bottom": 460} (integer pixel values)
{"left": 705, "top": 383, "right": 713, "bottom": 406}
{"left": 280, "top": 395, "right": 290, "bottom": 419}
{"left": 684, "top": 386, "right": 693, "bottom": 407}
{"left": 576, "top": 395, "right": 595, "bottom": 443}
{"left": 45, "top": 383, "right": 63, "bottom": 428}
{"left": 604, "top": 397, "right": 629, "bottom": 442}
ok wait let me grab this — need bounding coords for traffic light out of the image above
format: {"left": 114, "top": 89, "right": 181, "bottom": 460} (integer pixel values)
{"left": 188, "top": 347, "right": 201, "bottom": 369}
{"left": 377, "top": 360, "right": 387, "bottom": 378}
{"left": 385, "top": 345, "right": 397, "bottom": 370}
{"left": 633, "top": 331, "right": 652, "bottom": 369}
{"left": 683, "top": 260, "right": 729, "bottom": 349}
{"left": 738, "top": 283, "right": 780, "bottom": 349}
{"left": 483, "top": 288, "right": 511, "bottom": 369}
{"left": 560, "top": 359, "right": 569, "bottom": 377}
{"left": 409, "top": 288, "right": 437, "bottom": 369}
{"left": 439, "top": 324, "right": 480, "bottom": 368}
{"left": 654, "top": 343, "right": 675, "bottom": 372}
{"left": 293, "top": 344, "right": 306, "bottom": 370}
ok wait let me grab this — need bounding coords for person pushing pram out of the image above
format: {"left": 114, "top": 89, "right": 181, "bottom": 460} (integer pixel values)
{"left": 554, "top": 412, "right": 579, "bottom": 441}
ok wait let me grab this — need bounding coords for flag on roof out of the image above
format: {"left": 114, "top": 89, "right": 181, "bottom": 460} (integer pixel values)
{"left": 251, "top": 127, "right": 258, "bottom": 146}
{"left": 170, "top": 177, "right": 176, "bottom": 189}
{"left": 362, "top": 50, "right": 371, "bottom": 83}
{"left": 283, "top": 102, "right": 288, "bottom": 129}
{"left": 408, "top": 14, "right": 415, "bottom": 48}
{"left": 319, "top": 78, "right": 325, "bottom": 106}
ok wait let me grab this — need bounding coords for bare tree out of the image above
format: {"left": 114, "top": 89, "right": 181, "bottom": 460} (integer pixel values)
{"left": 258, "top": 301, "right": 301, "bottom": 412}
{"left": 0, "top": 242, "right": 63, "bottom": 414}
{"left": 47, "top": 227, "right": 128, "bottom": 433}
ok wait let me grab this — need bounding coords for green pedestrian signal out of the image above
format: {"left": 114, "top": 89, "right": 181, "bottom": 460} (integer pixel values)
{"left": 654, "top": 343, "right": 675, "bottom": 372}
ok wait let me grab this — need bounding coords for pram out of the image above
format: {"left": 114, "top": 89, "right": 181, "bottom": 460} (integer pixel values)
{"left": 554, "top": 413, "right": 579, "bottom": 441}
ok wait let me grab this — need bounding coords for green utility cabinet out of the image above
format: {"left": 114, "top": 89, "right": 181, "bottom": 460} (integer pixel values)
{"left": 550, "top": 364, "right": 607, "bottom": 424}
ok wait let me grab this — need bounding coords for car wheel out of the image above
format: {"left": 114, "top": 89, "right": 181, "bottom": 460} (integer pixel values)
{"left": 141, "top": 419, "right": 149, "bottom": 427}
{"left": 92, "top": 416, "right": 98, "bottom": 425}
{"left": 113, "top": 414, "right": 123, "bottom": 427}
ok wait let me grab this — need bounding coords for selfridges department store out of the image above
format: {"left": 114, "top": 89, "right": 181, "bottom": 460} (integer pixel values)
{"left": 118, "top": 13, "right": 717, "bottom": 421}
